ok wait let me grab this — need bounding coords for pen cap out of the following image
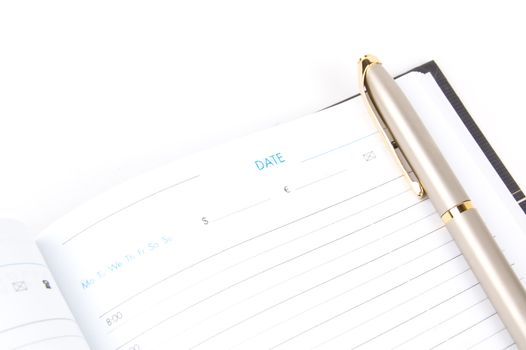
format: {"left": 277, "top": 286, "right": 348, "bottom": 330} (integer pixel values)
{"left": 364, "top": 63, "right": 468, "bottom": 214}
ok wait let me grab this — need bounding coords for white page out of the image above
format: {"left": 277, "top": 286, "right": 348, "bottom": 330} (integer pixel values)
{"left": 0, "top": 219, "right": 90, "bottom": 350}
{"left": 36, "top": 74, "right": 524, "bottom": 350}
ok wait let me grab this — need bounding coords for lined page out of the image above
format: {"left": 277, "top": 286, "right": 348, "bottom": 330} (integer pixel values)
{"left": 0, "top": 220, "right": 90, "bottom": 350}
{"left": 37, "top": 80, "right": 521, "bottom": 349}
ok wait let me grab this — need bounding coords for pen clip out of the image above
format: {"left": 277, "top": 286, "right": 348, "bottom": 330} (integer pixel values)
{"left": 358, "top": 55, "right": 425, "bottom": 198}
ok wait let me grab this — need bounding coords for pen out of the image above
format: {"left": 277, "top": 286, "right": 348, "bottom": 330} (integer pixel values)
{"left": 358, "top": 55, "right": 526, "bottom": 348}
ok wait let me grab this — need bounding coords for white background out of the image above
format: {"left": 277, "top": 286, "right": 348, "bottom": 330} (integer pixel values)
{"left": 1, "top": 1, "right": 525, "bottom": 234}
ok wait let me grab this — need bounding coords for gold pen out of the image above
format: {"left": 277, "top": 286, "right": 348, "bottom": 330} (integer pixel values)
{"left": 358, "top": 55, "right": 526, "bottom": 348}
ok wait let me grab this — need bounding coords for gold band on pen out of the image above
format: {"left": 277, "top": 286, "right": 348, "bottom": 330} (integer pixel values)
{"left": 441, "top": 200, "right": 474, "bottom": 224}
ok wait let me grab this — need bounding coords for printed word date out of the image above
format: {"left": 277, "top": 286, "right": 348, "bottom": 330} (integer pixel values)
{"left": 255, "top": 152, "right": 285, "bottom": 171}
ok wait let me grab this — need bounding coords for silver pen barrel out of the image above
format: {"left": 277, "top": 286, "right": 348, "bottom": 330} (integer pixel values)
{"left": 361, "top": 56, "right": 526, "bottom": 349}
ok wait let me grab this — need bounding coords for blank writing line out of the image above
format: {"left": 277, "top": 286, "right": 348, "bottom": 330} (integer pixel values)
{"left": 295, "top": 168, "right": 348, "bottom": 191}
{"left": 212, "top": 197, "right": 271, "bottom": 223}
{"left": 11, "top": 335, "right": 85, "bottom": 350}
{"left": 62, "top": 174, "right": 200, "bottom": 245}
{"left": 0, "top": 318, "right": 75, "bottom": 335}
{"left": 0, "top": 262, "right": 47, "bottom": 269}
{"left": 302, "top": 131, "right": 378, "bottom": 162}
{"left": 100, "top": 175, "right": 403, "bottom": 319}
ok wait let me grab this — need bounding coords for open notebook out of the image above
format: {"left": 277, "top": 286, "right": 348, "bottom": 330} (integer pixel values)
{"left": 2, "top": 62, "right": 525, "bottom": 349}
